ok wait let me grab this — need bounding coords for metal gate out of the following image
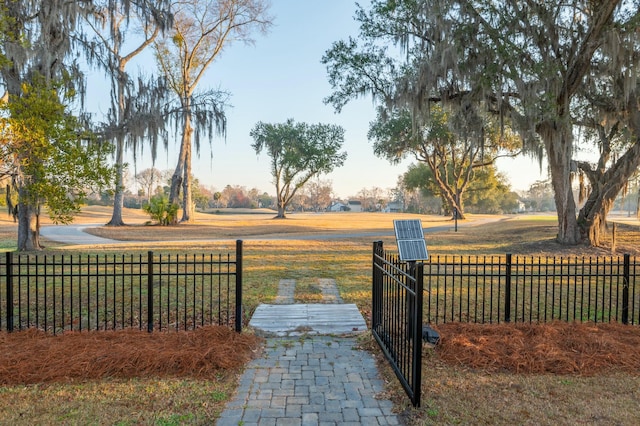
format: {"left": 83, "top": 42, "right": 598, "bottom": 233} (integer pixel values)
{"left": 372, "top": 241, "right": 423, "bottom": 407}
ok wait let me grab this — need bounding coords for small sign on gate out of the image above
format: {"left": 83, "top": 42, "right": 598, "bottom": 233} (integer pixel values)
{"left": 394, "top": 219, "right": 429, "bottom": 261}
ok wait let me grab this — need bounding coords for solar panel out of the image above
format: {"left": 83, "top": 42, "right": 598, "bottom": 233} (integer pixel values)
{"left": 394, "top": 219, "right": 425, "bottom": 240}
{"left": 394, "top": 219, "right": 429, "bottom": 261}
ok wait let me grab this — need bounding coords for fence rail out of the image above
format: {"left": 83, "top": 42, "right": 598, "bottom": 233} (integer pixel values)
{"left": 1, "top": 241, "right": 243, "bottom": 334}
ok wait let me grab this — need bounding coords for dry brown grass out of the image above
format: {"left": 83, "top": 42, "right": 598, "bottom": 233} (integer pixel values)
{"left": 85, "top": 209, "right": 453, "bottom": 241}
{"left": 363, "top": 322, "right": 640, "bottom": 425}
{"left": 1, "top": 207, "right": 639, "bottom": 424}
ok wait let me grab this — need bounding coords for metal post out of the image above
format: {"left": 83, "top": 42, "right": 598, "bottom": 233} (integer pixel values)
{"left": 504, "top": 253, "right": 512, "bottom": 323}
{"left": 147, "top": 251, "right": 154, "bottom": 332}
{"left": 407, "top": 261, "right": 416, "bottom": 339}
{"left": 235, "top": 240, "right": 243, "bottom": 333}
{"left": 454, "top": 192, "right": 459, "bottom": 232}
{"left": 454, "top": 207, "right": 458, "bottom": 232}
{"left": 412, "top": 262, "right": 424, "bottom": 407}
{"left": 622, "top": 253, "right": 630, "bottom": 325}
{"left": 6, "top": 252, "right": 13, "bottom": 332}
{"left": 372, "top": 241, "right": 383, "bottom": 328}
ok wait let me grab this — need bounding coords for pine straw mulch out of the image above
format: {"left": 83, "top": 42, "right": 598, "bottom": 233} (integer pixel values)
{"left": 433, "top": 321, "right": 640, "bottom": 376}
{"left": 2, "top": 322, "right": 639, "bottom": 386}
{"left": 0, "top": 326, "right": 263, "bottom": 385}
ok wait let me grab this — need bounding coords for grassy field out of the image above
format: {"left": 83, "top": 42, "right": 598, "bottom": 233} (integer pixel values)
{"left": 0, "top": 207, "right": 639, "bottom": 425}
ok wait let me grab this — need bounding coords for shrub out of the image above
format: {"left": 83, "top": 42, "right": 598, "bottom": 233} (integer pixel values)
{"left": 143, "top": 195, "right": 179, "bottom": 225}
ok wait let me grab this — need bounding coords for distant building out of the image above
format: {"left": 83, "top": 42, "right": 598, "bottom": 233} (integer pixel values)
{"left": 328, "top": 201, "right": 347, "bottom": 212}
{"left": 383, "top": 201, "right": 403, "bottom": 213}
{"left": 347, "top": 200, "right": 362, "bottom": 212}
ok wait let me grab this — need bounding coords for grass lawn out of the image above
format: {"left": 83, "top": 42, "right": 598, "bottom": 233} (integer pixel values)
{"left": 0, "top": 206, "right": 639, "bottom": 425}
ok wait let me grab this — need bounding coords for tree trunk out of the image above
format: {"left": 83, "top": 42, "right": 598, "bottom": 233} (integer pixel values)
{"left": 276, "top": 198, "right": 286, "bottom": 218}
{"left": 542, "top": 123, "right": 581, "bottom": 245}
{"left": 169, "top": 158, "right": 183, "bottom": 202}
{"left": 426, "top": 155, "right": 468, "bottom": 220}
{"left": 170, "top": 103, "right": 192, "bottom": 224}
{"left": 637, "top": 185, "right": 640, "bottom": 220}
{"left": 579, "top": 197, "right": 612, "bottom": 247}
{"left": 453, "top": 193, "right": 465, "bottom": 220}
{"left": 169, "top": 159, "right": 184, "bottom": 219}
{"left": 550, "top": 169, "right": 580, "bottom": 245}
{"left": 108, "top": 60, "right": 128, "bottom": 227}
{"left": 107, "top": 135, "right": 126, "bottom": 226}
{"left": 181, "top": 133, "right": 193, "bottom": 222}
{"left": 531, "top": 3, "right": 618, "bottom": 245}
{"left": 441, "top": 188, "right": 466, "bottom": 220}
{"left": 453, "top": 208, "right": 465, "bottom": 221}
{"left": 16, "top": 199, "right": 41, "bottom": 251}
{"left": 577, "top": 141, "right": 640, "bottom": 246}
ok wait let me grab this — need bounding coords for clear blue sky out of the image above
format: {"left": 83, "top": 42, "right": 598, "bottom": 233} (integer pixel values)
{"left": 115, "top": 0, "right": 546, "bottom": 198}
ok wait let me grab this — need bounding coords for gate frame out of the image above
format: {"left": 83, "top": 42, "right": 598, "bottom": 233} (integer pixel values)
{"left": 372, "top": 240, "right": 423, "bottom": 407}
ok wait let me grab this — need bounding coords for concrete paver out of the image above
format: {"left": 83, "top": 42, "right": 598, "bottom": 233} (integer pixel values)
{"left": 249, "top": 304, "right": 367, "bottom": 337}
{"left": 216, "top": 336, "right": 401, "bottom": 426}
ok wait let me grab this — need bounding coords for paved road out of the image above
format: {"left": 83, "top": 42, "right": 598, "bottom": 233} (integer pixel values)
{"left": 40, "top": 224, "right": 121, "bottom": 245}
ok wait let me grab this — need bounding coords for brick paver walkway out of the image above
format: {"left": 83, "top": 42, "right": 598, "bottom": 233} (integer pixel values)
{"left": 216, "top": 279, "right": 403, "bottom": 425}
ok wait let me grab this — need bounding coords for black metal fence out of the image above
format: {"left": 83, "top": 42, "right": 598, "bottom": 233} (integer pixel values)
{"left": 424, "top": 253, "right": 639, "bottom": 325}
{"left": 372, "top": 241, "right": 423, "bottom": 407}
{"left": 372, "top": 243, "right": 639, "bottom": 406}
{"left": 1, "top": 241, "right": 243, "bottom": 334}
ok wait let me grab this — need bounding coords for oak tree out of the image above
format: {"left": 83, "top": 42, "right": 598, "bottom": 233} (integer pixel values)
{"left": 0, "top": 0, "right": 133, "bottom": 249}
{"left": 367, "top": 104, "right": 519, "bottom": 219}
{"left": 250, "top": 119, "right": 347, "bottom": 218}
{"left": 0, "top": 0, "right": 173, "bottom": 249}
{"left": 324, "top": 0, "right": 640, "bottom": 246}
{"left": 0, "top": 79, "right": 113, "bottom": 250}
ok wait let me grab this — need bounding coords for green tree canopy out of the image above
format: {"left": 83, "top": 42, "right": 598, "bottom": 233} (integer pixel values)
{"left": 0, "top": 0, "right": 170, "bottom": 249}
{"left": 403, "top": 162, "right": 518, "bottom": 215}
{"left": 323, "top": 0, "right": 640, "bottom": 247}
{"left": 367, "top": 104, "right": 519, "bottom": 219}
{"left": 0, "top": 79, "right": 114, "bottom": 249}
{"left": 250, "top": 119, "right": 347, "bottom": 218}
